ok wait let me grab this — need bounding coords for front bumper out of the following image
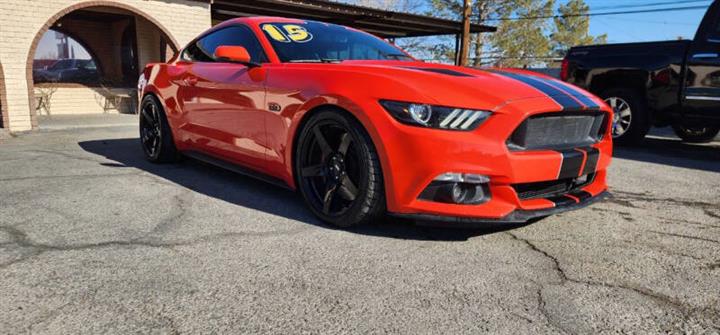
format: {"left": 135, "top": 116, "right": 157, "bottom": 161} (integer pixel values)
{"left": 364, "top": 96, "right": 613, "bottom": 221}
{"left": 392, "top": 190, "right": 610, "bottom": 226}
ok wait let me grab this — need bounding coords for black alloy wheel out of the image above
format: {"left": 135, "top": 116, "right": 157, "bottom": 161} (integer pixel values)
{"left": 295, "top": 110, "right": 384, "bottom": 227}
{"left": 139, "top": 95, "right": 179, "bottom": 163}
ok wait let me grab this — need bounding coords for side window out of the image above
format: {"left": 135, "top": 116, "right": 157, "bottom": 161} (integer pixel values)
{"left": 184, "top": 42, "right": 213, "bottom": 62}
{"left": 185, "top": 26, "right": 268, "bottom": 63}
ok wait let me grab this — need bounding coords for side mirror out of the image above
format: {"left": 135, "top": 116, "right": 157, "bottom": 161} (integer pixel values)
{"left": 214, "top": 46, "right": 259, "bottom": 67}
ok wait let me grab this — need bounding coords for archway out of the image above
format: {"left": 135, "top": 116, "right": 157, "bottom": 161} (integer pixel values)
{"left": 26, "top": 1, "right": 180, "bottom": 127}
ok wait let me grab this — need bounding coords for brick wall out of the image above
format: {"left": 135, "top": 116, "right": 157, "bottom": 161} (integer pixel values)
{"left": 0, "top": 0, "right": 211, "bottom": 132}
{"left": 34, "top": 84, "right": 136, "bottom": 115}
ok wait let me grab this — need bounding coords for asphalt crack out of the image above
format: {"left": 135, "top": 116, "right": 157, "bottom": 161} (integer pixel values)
{"left": 504, "top": 231, "right": 720, "bottom": 332}
{"left": 0, "top": 189, "right": 310, "bottom": 270}
{"left": 648, "top": 230, "right": 720, "bottom": 244}
{"left": 610, "top": 191, "right": 720, "bottom": 221}
{"left": 0, "top": 225, "right": 310, "bottom": 271}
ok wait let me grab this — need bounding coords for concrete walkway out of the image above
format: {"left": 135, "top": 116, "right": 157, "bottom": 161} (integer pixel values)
{"left": 38, "top": 114, "right": 138, "bottom": 131}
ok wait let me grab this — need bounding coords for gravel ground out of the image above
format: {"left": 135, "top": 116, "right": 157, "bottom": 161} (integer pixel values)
{"left": 1, "top": 115, "right": 719, "bottom": 334}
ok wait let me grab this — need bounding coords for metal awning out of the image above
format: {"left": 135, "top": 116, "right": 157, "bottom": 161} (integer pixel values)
{"left": 211, "top": 0, "right": 496, "bottom": 38}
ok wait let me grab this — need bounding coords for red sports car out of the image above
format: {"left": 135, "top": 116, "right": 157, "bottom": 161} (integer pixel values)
{"left": 137, "top": 17, "right": 612, "bottom": 227}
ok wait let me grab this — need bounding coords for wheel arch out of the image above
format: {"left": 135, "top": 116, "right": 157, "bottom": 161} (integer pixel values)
{"left": 139, "top": 87, "right": 185, "bottom": 150}
{"left": 288, "top": 101, "right": 390, "bottom": 205}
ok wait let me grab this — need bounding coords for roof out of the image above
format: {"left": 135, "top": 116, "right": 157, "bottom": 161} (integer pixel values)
{"left": 211, "top": 0, "right": 496, "bottom": 38}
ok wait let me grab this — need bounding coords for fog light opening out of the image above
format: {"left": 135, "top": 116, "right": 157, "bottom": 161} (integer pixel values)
{"left": 419, "top": 173, "right": 491, "bottom": 205}
{"left": 451, "top": 183, "right": 486, "bottom": 204}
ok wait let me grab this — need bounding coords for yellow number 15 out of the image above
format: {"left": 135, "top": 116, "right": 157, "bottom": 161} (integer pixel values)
{"left": 262, "top": 24, "right": 313, "bottom": 43}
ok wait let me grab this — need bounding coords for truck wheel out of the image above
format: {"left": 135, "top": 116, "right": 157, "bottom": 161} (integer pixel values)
{"left": 601, "top": 89, "right": 650, "bottom": 145}
{"left": 671, "top": 125, "right": 720, "bottom": 143}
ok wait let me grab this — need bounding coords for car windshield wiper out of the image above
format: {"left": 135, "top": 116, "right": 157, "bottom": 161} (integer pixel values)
{"left": 287, "top": 58, "right": 343, "bottom": 63}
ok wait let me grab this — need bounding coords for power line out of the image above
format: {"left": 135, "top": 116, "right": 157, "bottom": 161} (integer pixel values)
{"left": 486, "top": 4, "right": 710, "bottom": 21}
{"left": 600, "top": 16, "right": 699, "bottom": 26}
{"left": 591, "top": 0, "right": 710, "bottom": 11}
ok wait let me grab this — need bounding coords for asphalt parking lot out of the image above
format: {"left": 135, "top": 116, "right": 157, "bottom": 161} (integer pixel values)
{"left": 1, "top": 115, "right": 719, "bottom": 334}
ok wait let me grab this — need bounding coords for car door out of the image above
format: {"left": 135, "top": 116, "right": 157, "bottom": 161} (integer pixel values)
{"left": 179, "top": 25, "right": 270, "bottom": 170}
{"left": 683, "top": 0, "right": 720, "bottom": 120}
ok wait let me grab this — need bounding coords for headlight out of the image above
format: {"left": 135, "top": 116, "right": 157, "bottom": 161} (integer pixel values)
{"left": 379, "top": 100, "right": 491, "bottom": 131}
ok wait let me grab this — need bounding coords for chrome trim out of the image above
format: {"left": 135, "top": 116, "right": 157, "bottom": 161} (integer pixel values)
{"left": 692, "top": 53, "right": 719, "bottom": 59}
{"left": 708, "top": 38, "right": 720, "bottom": 43}
{"left": 685, "top": 95, "right": 720, "bottom": 101}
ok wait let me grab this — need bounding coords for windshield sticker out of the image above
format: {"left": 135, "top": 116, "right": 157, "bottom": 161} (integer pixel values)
{"left": 262, "top": 24, "right": 313, "bottom": 43}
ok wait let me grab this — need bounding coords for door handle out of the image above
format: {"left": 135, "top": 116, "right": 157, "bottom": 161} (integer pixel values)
{"left": 692, "top": 53, "right": 719, "bottom": 59}
{"left": 183, "top": 77, "right": 198, "bottom": 86}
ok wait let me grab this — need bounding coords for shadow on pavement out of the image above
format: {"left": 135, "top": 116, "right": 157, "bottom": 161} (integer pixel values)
{"left": 613, "top": 136, "right": 720, "bottom": 173}
{"left": 79, "top": 138, "right": 532, "bottom": 241}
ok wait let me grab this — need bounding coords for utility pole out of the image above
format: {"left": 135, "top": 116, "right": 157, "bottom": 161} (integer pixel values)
{"left": 458, "top": 0, "right": 472, "bottom": 66}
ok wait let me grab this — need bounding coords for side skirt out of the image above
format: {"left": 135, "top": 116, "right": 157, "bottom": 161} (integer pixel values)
{"left": 182, "top": 150, "right": 292, "bottom": 190}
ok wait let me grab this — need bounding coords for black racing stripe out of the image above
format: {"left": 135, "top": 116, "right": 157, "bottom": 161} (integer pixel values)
{"left": 488, "top": 70, "right": 584, "bottom": 111}
{"left": 545, "top": 78, "right": 600, "bottom": 109}
{"left": 568, "top": 190, "right": 593, "bottom": 202}
{"left": 404, "top": 67, "right": 474, "bottom": 77}
{"left": 558, "top": 149, "right": 584, "bottom": 179}
{"left": 547, "top": 195, "right": 577, "bottom": 207}
{"left": 580, "top": 147, "right": 600, "bottom": 175}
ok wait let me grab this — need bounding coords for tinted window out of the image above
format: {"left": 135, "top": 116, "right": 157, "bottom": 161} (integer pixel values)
{"left": 260, "top": 21, "right": 413, "bottom": 63}
{"left": 185, "top": 26, "right": 267, "bottom": 63}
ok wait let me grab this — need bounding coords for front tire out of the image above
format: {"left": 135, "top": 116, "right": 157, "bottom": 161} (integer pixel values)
{"left": 601, "top": 89, "right": 650, "bottom": 145}
{"left": 671, "top": 124, "right": 720, "bottom": 143}
{"left": 295, "top": 110, "right": 385, "bottom": 227}
{"left": 139, "top": 95, "right": 179, "bottom": 163}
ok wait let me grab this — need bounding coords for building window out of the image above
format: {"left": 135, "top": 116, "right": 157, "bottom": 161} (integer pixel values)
{"left": 32, "top": 29, "right": 100, "bottom": 85}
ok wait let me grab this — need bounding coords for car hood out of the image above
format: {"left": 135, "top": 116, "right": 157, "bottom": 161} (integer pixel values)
{"left": 300, "top": 60, "right": 601, "bottom": 111}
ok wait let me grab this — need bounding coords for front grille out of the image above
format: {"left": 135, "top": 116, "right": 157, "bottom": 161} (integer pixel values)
{"left": 513, "top": 173, "right": 594, "bottom": 200}
{"left": 508, "top": 112, "right": 607, "bottom": 151}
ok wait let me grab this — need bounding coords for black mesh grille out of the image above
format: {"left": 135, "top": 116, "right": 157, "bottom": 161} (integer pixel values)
{"left": 508, "top": 112, "right": 607, "bottom": 151}
{"left": 513, "top": 174, "right": 594, "bottom": 200}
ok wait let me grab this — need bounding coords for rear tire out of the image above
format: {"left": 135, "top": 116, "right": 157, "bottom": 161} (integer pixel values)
{"left": 671, "top": 124, "right": 720, "bottom": 143}
{"left": 295, "top": 109, "right": 385, "bottom": 227}
{"left": 601, "top": 89, "right": 650, "bottom": 145}
{"left": 139, "top": 95, "right": 179, "bottom": 163}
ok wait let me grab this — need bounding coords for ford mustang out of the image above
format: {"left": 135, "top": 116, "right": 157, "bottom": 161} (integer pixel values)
{"left": 137, "top": 17, "right": 612, "bottom": 227}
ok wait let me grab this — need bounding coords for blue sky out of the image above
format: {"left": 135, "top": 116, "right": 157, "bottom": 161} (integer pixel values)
{"left": 584, "top": 0, "right": 710, "bottom": 43}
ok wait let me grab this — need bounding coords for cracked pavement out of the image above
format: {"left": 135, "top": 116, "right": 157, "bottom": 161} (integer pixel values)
{"left": 1, "top": 115, "right": 719, "bottom": 334}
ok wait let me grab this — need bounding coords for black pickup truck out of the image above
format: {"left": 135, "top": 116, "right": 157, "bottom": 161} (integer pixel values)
{"left": 562, "top": 0, "right": 720, "bottom": 144}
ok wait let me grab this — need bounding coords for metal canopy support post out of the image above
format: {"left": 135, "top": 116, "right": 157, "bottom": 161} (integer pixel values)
{"left": 454, "top": 34, "right": 461, "bottom": 66}
{"left": 458, "top": 0, "right": 472, "bottom": 67}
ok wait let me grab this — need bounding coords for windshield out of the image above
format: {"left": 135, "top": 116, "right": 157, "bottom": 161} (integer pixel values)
{"left": 260, "top": 21, "right": 414, "bottom": 63}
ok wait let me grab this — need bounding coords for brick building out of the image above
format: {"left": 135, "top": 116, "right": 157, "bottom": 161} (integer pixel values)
{"left": 0, "top": 0, "right": 491, "bottom": 133}
{"left": 0, "top": 0, "right": 211, "bottom": 132}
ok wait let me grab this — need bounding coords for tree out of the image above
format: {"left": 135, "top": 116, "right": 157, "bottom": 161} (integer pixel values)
{"left": 550, "top": 0, "right": 606, "bottom": 57}
{"left": 431, "top": 0, "right": 555, "bottom": 67}
{"left": 490, "top": 0, "right": 555, "bottom": 67}
{"left": 347, "top": 0, "right": 429, "bottom": 56}
{"left": 431, "top": 0, "right": 506, "bottom": 66}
